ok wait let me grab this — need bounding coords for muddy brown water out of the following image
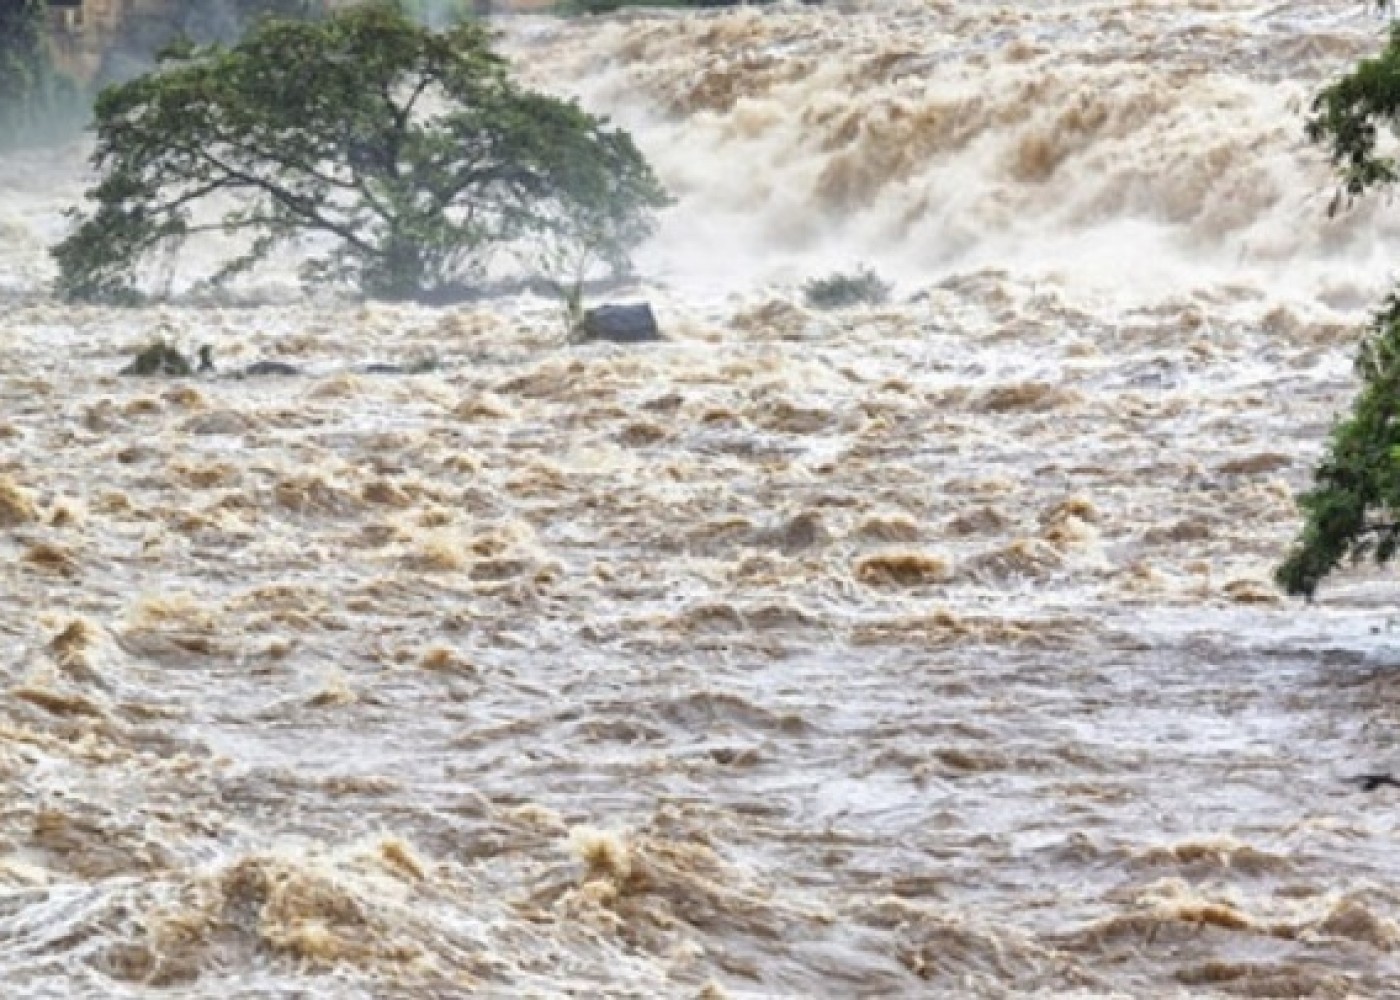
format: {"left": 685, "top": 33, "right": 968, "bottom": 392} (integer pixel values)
{"left": 5, "top": 2, "right": 1400, "bottom": 997}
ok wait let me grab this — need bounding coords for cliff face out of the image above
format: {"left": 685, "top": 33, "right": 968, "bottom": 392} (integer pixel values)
{"left": 44, "top": 1, "right": 553, "bottom": 83}
{"left": 47, "top": 0, "right": 190, "bottom": 82}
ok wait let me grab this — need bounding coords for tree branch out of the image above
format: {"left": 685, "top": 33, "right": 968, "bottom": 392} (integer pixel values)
{"left": 183, "top": 143, "right": 380, "bottom": 255}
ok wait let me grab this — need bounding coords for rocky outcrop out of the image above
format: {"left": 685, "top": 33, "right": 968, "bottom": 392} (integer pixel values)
{"left": 580, "top": 303, "right": 662, "bottom": 344}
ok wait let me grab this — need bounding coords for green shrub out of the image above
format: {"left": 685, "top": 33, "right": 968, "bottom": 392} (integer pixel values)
{"left": 801, "top": 267, "right": 891, "bottom": 311}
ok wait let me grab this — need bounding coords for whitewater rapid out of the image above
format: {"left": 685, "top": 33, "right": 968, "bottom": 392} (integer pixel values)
{"left": 4, "top": 1, "right": 1400, "bottom": 997}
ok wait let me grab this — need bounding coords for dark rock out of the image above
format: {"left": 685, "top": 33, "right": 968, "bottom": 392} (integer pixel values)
{"left": 1354, "top": 773, "right": 1400, "bottom": 792}
{"left": 360, "top": 358, "right": 438, "bottom": 375}
{"left": 240, "top": 360, "right": 302, "bottom": 377}
{"left": 581, "top": 303, "right": 661, "bottom": 344}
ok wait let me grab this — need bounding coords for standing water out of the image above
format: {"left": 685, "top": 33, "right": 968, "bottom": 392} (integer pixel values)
{"left": 3, "top": 1, "right": 1400, "bottom": 996}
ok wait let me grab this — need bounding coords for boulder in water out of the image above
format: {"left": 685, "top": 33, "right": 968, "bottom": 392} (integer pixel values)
{"left": 580, "top": 303, "right": 661, "bottom": 344}
{"left": 241, "top": 360, "right": 302, "bottom": 377}
{"left": 360, "top": 357, "right": 440, "bottom": 375}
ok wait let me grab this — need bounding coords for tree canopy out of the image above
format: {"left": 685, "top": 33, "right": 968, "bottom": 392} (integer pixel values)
{"left": 52, "top": 4, "right": 670, "bottom": 302}
{"left": 1278, "top": 24, "right": 1400, "bottom": 596}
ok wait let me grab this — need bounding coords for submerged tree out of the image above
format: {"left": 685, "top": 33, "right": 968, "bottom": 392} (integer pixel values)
{"left": 1278, "top": 25, "right": 1400, "bottom": 596}
{"left": 53, "top": 4, "right": 670, "bottom": 302}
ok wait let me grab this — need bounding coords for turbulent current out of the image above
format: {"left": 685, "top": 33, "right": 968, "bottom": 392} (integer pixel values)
{"left": 7, "top": 1, "right": 1400, "bottom": 996}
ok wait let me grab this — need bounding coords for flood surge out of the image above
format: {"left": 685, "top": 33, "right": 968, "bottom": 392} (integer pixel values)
{"left": 3, "top": 2, "right": 1400, "bottom": 996}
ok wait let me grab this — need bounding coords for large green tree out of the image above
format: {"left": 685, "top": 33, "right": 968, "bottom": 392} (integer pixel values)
{"left": 53, "top": 4, "right": 669, "bottom": 302}
{"left": 1278, "top": 24, "right": 1400, "bottom": 596}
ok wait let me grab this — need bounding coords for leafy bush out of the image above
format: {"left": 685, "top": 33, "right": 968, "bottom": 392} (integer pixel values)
{"left": 801, "top": 267, "right": 891, "bottom": 310}
{"left": 52, "top": 4, "right": 670, "bottom": 303}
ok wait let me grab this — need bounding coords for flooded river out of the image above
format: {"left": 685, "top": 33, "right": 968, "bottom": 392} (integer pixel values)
{"left": 5, "top": 1, "right": 1400, "bottom": 996}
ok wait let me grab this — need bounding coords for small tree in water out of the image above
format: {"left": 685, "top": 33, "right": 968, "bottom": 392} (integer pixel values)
{"left": 52, "top": 4, "right": 669, "bottom": 302}
{"left": 1278, "top": 24, "right": 1400, "bottom": 596}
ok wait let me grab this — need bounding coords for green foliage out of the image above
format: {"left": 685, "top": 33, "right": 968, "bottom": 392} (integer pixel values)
{"left": 53, "top": 4, "right": 670, "bottom": 303}
{"left": 801, "top": 266, "right": 891, "bottom": 310}
{"left": 1277, "top": 297, "right": 1400, "bottom": 596}
{"left": 1279, "top": 23, "right": 1400, "bottom": 595}
{"left": 1306, "top": 24, "right": 1400, "bottom": 214}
